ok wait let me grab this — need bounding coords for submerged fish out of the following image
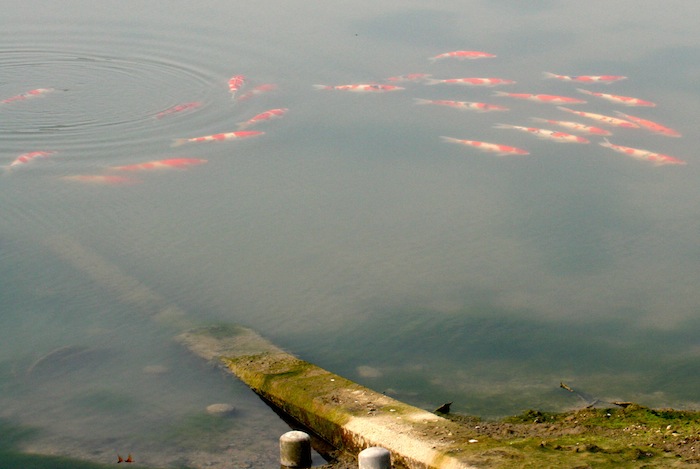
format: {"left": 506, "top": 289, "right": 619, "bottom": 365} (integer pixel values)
{"left": 426, "top": 77, "right": 515, "bottom": 87}
{"left": 429, "top": 50, "right": 496, "bottom": 61}
{"left": 543, "top": 72, "right": 627, "bottom": 84}
{"left": 530, "top": 118, "right": 611, "bottom": 136}
{"left": 61, "top": 174, "right": 140, "bottom": 185}
{"left": 313, "top": 84, "right": 404, "bottom": 92}
{"left": 440, "top": 136, "right": 529, "bottom": 156}
{"left": 171, "top": 130, "right": 263, "bottom": 147}
{"left": 385, "top": 73, "right": 432, "bottom": 83}
{"left": 494, "top": 124, "right": 589, "bottom": 143}
{"left": 110, "top": 158, "right": 208, "bottom": 171}
{"left": 237, "top": 108, "right": 288, "bottom": 129}
{"left": 613, "top": 111, "right": 681, "bottom": 137}
{"left": 414, "top": 98, "right": 508, "bottom": 112}
{"left": 557, "top": 106, "right": 639, "bottom": 128}
{"left": 599, "top": 138, "right": 686, "bottom": 166}
{"left": 6, "top": 151, "right": 56, "bottom": 171}
{"left": 228, "top": 75, "right": 246, "bottom": 98}
{"left": 1, "top": 88, "right": 55, "bottom": 104}
{"left": 493, "top": 91, "right": 586, "bottom": 104}
{"left": 576, "top": 88, "right": 656, "bottom": 107}
{"left": 155, "top": 102, "right": 201, "bottom": 119}
{"left": 236, "top": 83, "right": 277, "bottom": 101}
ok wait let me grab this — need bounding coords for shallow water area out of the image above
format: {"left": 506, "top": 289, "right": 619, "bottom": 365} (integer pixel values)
{"left": 2, "top": 1, "right": 700, "bottom": 466}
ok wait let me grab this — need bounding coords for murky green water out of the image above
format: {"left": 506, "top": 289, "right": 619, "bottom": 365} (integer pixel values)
{"left": 2, "top": 1, "right": 700, "bottom": 466}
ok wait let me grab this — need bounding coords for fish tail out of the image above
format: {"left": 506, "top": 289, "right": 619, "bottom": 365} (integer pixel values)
{"left": 413, "top": 98, "right": 433, "bottom": 105}
{"left": 491, "top": 90, "right": 509, "bottom": 97}
{"left": 575, "top": 88, "right": 591, "bottom": 95}
{"left": 439, "top": 136, "right": 461, "bottom": 144}
{"left": 312, "top": 84, "right": 332, "bottom": 90}
{"left": 542, "top": 72, "right": 558, "bottom": 79}
{"left": 424, "top": 78, "right": 442, "bottom": 86}
{"left": 171, "top": 138, "right": 188, "bottom": 148}
{"left": 492, "top": 123, "right": 513, "bottom": 129}
{"left": 530, "top": 117, "right": 547, "bottom": 123}
{"left": 556, "top": 106, "right": 572, "bottom": 113}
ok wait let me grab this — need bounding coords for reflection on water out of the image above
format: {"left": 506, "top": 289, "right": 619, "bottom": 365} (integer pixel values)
{"left": 2, "top": 0, "right": 700, "bottom": 466}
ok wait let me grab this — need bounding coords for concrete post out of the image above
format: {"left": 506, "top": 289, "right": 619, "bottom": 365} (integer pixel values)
{"left": 279, "top": 430, "right": 311, "bottom": 468}
{"left": 358, "top": 446, "right": 391, "bottom": 469}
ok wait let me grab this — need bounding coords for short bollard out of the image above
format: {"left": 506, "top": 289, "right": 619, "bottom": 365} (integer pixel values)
{"left": 279, "top": 430, "right": 312, "bottom": 468}
{"left": 358, "top": 446, "right": 391, "bottom": 469}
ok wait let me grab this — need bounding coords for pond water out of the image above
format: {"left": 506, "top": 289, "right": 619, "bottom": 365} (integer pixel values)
{"left": 2, "top": 1, "right": 700, "bottom": 466}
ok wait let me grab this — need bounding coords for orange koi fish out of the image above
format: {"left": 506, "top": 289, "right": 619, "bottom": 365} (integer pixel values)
{"left": 494, "top": 124, "right": 589, "bottom": 143}
{"left": 110, "top": 158, "right": 207, "bottom": 171}
{"left": 237, "top": 108, "right": 288, "bottom": 129}
{"left": 228, "top": 75, "right": 245, "bottom": 98}
{"left": 155, "top": 101, "right": 201, "bottom": 119}
{"left": 385, "top": 73, "right": 432, "bottom": 83}
{"left": 6, "top": 151, "right": 56, "bottom": 171}
{"left": 125, "top": 454, "right": 133, "bottom": 463}
{"left": 440, "top": 136, "right": 529, "bottom": 156}
{"left": 576, "top": 88, "right": 655, "bottom": 107}
{"left": 426, "top": 77, "right": 515, "bottom": 87}
{"left": 613, "top": 111, "right": 681, "bottom": 137}
{"left": 172, "top": 130, "right": 263, "bottom": 147}
{"left": 313, "top": 83, "right": 404, "bottom": 92}
{"left": 557, "top": 106, "right": 639, "bottom": 128}
{"left": 414, "top": 98, "right": 508, "bottom": 112}
{"left": 429, "top": 50, "right": 496, "bottom": 61}
{"left": 599, "top": 138, "right": 686, "bottom": 166}
{"left": 62, "top": 174, "right": 140, "bottom": 185}
{"left": 493, "top": 91, "right": 586, "bottom": 104}
{"left": 530, "top": 118, "right": 611, "bottom": 136}
{"left": 1, "top": 88, "right": 55, "bottom": 104}
{"left": 117, "top": 454, "right": 124, "bottom": 463}
{"left": 236, "top": 83, "right": 277, "bottom": 101}
{"left": 543, "top": 72, "right": 627, "bottom": 84}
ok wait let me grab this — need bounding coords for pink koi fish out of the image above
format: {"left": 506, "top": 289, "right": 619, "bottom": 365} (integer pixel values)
{"left": 6, "top": 151, "right": 56, "bottom": 171}
{"left": 429, "top": 50, "right": 496, "bottom": 61}
{"left": 557, "top": 106, "right": 639, "bottom": 128}
{"left": 440, "top": 136, "right": 529, "bottom": 156}
{"left": 155, "top": 102, "right": 201, "bottom": 119}
{"left": 599, "top": 138, "right": 686, "bottom": 166}
{"left": 493, "top": 91, "right": 586, "bottom": 104}
{"left": 1, "top": 88, "right": 55, "bottom": 104}
{"left": 494, "top": 124, "right": 589, "bottom": 143}
{"left": 426, "top": 77, "right": 515, "bottom": 87}
{"left": 236, "top": 84, "right": 277, "bottom": 101}
{"left": 385, "top": 73, "right": 432, "bottom": 83}
{"left": 530, "top": 118, "right": 611, "bottom": 136}
{"left": 313, "top": 84, "right": 404, "bottom": 92}
{"left": 414, "top": 98, "right": 508, "bottom": 112}
{"left": 543, "top": 72, "right": 627, "bottom": 84}
{"left": 576, "top": 88, "right": 655, "bottom": 107}
{"left": 228, "top": 75, "right": 246, "bottom": 98}
{"left": 612, "top": 111, "right": 681, "bottom": 137}
{"left": 172, "top": 130, "right": 263, "bottom": 147}
{"left": 62, "top": 174, "right": 140, "bottom": 185}
{"left": 110, "top": 158, "right": 208, "bottom": 171}
{"left": 237, "top": 108, "right": 288, "bottom": 129}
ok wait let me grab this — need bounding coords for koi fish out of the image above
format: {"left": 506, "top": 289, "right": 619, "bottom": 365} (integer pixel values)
{"left": 117, "top": 455, "right": 124, "bottom": 463}
{"left": 429, "top": 50, "right": 496, "bottom": 61}
{"left": 61, "top": 174, "right": 140, "bottom": 185}
{"left": 613, "top": 111, "right": 681, "bottom": 137}
{"left": 313, "top": 84, "right": 404, "bottom": 92}
{"left": 440, "top": 136, "right": 529, "bottom": 156}
{"left": 576, "top": 88, "right": 655, "bottom": 107}
{"left": 530, "top": 118, "right": 611, "bottom": 136}
{"left": 110, "top": 158, "right": 207, "bottom": 171}
{"left": 236, "top": 83, "right": 277, "bottom": 101}
{"left": 155, "top": 101, "right": 201, "bottom": 119}
{"left": 385, "top": 73, "right": 432, "bottom": 83}
{"left": 426, "top": 77, "right": 515, "bottom": 87}
{"left": 5, "top": 151, "right": 56, "bottom": 171}
{"left": 1, "top": 88, "right": 55, "bottom": 104}
{"left": 228, "top": 75, "right": 245, "bottom": 98}
{"left": 543, "top": 72, "right": 627, "bottom": 84}
{"left": 494, "top": 124, "right": 589, "bottom": 143}
{"left": 599, "top": 138, "right": 686, "bottom": 166}
{"left": 414, "top": 98, "right": 509, "bottom": 112}
{"left": 125, "top": 454, "right": 133, "bottom": 463}
{"left": 493, "top": 91, "right": 586, "bottom": 104}
{"left": 171, "top": 130, "right": 263, "bottom": 147}
{"left": 557, "top": 106, "right": 639, "bottom": 128}
{"left": 237, "top": 108, "right": 288, "bottom": 129}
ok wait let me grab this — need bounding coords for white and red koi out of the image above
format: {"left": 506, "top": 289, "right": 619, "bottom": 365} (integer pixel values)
{"left": 494, "top": 124, "right": 589, "bottom": 143}
{"left": 237, "top": 108, "right": 288, "bottom": 129}
{"left": 7, "top": 151, "right": 56, "bottom": 170}
{"left": 440, "top": 136, "right": 529, "bottom": 156}
{"left": 228, "top": 75, "right": 246, "bottom": 98}
{"left": 385, "top": 73, "right": 432, "bottom": 83}
{"left": 530, "top": 118, "right": 611, "bottom": 136}
{"left": 557, "top": 106, "right": 639, "bottom": 128}
{"left": 493, "top": 91, "right": 586, "bottom": 104}
{"left": 426, "top": 77, "right": 515, "bottom": 87}
{"left": 62, "top": 174, "right": 140, "bottom": 185}
{"left": 429, "top": 50, "right": 496, "bottom": 61}
{"left": 313, "top": 83, "right": 404, "bottom": 92}
{"left": 543, "top": 72, "right": 627, "bottom": 84}
{"left": 1, "top": 88, "right": 55, "bottom": 104}
{"left": 236, "top": 83, "right": 277, "bottom": 101}
{"left": 155, "top": 101, "right": 201, "bottom": 119}
{"left": 576, "top": 88, "right": 655, "bottom": 107}
{"left": 599, "top": 138, "right": 686, "bottom": 166}
{"left": 110, "top": 158, "right": 207, "bottom": 171}
{"left": 414, "top": 98, "right": 508, "bottom": 112}
{"left": 172, "top": 130, "right": 263, "bottom": 147}
{"left": 613, "top": 111, "right": 681, "bottom": 137}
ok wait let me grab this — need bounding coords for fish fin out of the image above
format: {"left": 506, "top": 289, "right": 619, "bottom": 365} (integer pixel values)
{"left": 312, "top": 84, "right": 332, "bottom": 90}
{"left": 171, "top": 138, "right": 188, "bottom": 148}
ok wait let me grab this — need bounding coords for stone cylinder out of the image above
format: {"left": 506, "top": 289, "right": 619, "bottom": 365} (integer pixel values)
{"left": 279, "top": 430, "right": 311, "bottom": 468}
{"left": 358, "top": 446, "right": 391, "bottom": 469}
